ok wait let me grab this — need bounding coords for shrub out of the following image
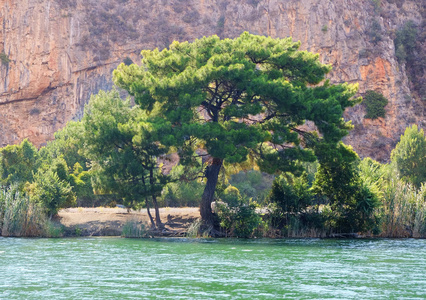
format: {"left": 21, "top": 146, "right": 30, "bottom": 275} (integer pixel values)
{"left": 0, "top": 52, "right": 10, "bottom": 65}
{"left": 393, "top": 20, "right": 425, "bottom": 101}
{"left": 363, "top": 90, "right": 388, "bottom": 119}
{"left": 269, "top": 173, "right": 312, "bottom": 216}
{"left": 214, "top": 186, "right": 262, "bottom": 237}
{"left": 391, "top": 125, "right": 426, "bottom": 188}
{"left": 220, "top": 185, "right": 241, "bottom": 207}
{"left": 29, "top": 108, "right": 41, "bottom": 115}
{"left": 217, "top": 16, "right": 225, "bottom": 29}
{"left": 45, "top": 222, "right": 65, "bottom": 238}
{"left": 217, "top": 202, "right": 262, "bottom": 238}
{"left": 247, "top": 0, "right": 261, "bottom": 7}
{"left": 0, "top": 139, "right": 40, "bottom": 188}
{"left": 394, "top": 21, "right": 417, "bottom": 64}
{"left": 122, "top": 220, "right": 147, "bottom": 238}
{"left": 30, "top": 169, "right": 74, "bottom": 218}
{"left": 123, "top": 57, "right": 133, "bottom": 66}
{"left": 368, "top": 19, "right": 382, "bottom": 44}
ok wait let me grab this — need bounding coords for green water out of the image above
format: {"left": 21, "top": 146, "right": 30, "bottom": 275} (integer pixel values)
{"left": 0, "top": 237, "right": 425, "bottom": 299}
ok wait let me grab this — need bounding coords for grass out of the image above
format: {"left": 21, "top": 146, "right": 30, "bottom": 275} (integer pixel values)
{"left": 121, "top": 220, "right": 147, "bottom": 238}
{"left": 379, "top": 181, "right": 426, "bottom": 237}
{"left": 0, "top": 187, "right": 56, "bottom": 237}
{"left": 186, "top": 218, "right": 203, "bottom": 238}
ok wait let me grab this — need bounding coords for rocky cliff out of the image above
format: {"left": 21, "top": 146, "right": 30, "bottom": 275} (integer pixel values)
{"left": 0, "top": 0, "right": 424, "bottom": 161}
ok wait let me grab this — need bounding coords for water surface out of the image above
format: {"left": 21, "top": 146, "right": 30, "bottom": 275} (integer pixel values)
{"left": 1, "top": 237, "right": 425, "bottom": 299}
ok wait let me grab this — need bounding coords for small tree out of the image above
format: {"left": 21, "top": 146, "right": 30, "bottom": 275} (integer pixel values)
{"left": 114, "top": 32, "right": 360, "bottom": 232}
{"left": 363, "top": 90, "right": 388, "bottom": 119}
{"left": 81, "top": 89, "right": 170, "bottom": 229}
{"left": 0, "top": 139, "right": 40, "bottom": 188}
{"left": 391, "top": 125, "right": 426, "bottom": 188}
{"left": 313, "top": 143, "right": 379, "bottom": 233}
{"left": 394, "top": 21, "right": 418, "bottom": 64}
{"left": 31, "top": 168, "right": 73, "bottom": 219}
{"left": 269, "top": 173, "right": 313, "bottom": 223}
{"left": 40, "top": 120, "right": 90, "bottom": 172}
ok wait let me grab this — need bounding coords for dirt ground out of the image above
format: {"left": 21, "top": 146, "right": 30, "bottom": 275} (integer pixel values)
{"left": 57, "top": 207, "right": 200, "bottom": 237}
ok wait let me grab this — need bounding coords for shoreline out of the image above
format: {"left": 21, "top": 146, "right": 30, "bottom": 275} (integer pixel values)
{"left": 57, "top": 207, "right": 200, "bottom": 237}
{"left": 40, "top": 207, "right": 423, "bottom": 239}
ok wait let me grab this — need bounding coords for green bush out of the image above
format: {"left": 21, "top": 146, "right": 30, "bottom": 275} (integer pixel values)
{"left": 391, "top": 125, "right": 426, "bottom": 188}
{"left": 215, "top": 186, "right": 263, "bottom": 238}
{"left": 363, "top": 90, "right": 388, "bottom": 119}
{"left": 217, "top": 202, "right": 262, "bottom": 238}
{"left": 269, "top": 173, "right": 312, "bottom": 216}
{"left": 313, "top": 143, "right": 381, "bottom": 234}
{"left": 217, "top": 16, "right": 225, "bottom": 29}
{"left": 0, "top": 139, "right": 40, "bottom": 188}
{"left": 0, "top": 52, "right": 10, "bottom": 65}
{"left": 123, "top": 57, "right": 133, "bottom": 66}
{"left": 394, "top": 21, "right": 417, "bottom": 64}
{"left": 30, "top": 169, "right": 74, "bottom": 218}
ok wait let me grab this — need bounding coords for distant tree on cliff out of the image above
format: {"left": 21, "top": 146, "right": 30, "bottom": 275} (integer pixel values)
{"left": 391, "top": 125, "right": 426, "bottom": 188}
{"left": 80, "top": 89, "right": 170, "bottom": 229}
{"left": 113, "top": 32, "right": 361, "bottom": 233}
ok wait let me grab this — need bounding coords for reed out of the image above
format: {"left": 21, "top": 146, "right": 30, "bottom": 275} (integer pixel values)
{"left": 379, "top": 180, "right": 426, "bottom": 238}
{"left": 121, "top": 220, "right": 147, "bottom": 238}
{"left": 0, "top": 187, "right": 51, "bottom": 237}
{"left": 186, "top": 218, "right": 204, "bottom": 238}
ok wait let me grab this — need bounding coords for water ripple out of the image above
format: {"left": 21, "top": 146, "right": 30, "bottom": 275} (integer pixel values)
{"left": 0, "top": 238, "right": 425, "bottom": 299}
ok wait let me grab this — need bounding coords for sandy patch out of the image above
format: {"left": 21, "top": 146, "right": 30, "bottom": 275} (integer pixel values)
{"left": 57, "top": 207, "right": 200, "bottom": 236}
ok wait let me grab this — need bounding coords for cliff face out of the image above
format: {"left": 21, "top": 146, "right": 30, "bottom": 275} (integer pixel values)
{"left": 0, "top": 0, "right": 424, "bottom": 161}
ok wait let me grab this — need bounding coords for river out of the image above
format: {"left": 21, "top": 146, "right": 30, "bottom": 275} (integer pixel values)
{"left": 0, "top": 237, "right": 425, "bottom": 299}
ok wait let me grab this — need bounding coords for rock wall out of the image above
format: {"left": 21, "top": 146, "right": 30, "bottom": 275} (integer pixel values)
{"left": 0, "top": 0, "right": 424, "bottom": 161}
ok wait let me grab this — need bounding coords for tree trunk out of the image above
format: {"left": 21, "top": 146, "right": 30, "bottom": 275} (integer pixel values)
{"left": 145, "top": 199, "right": 156, "bottom": 229}
{"left": 152, "top": 194, "right": 163, "bottom": 229}
{"left": 200, "top": 157, "right": 223, "bottom": 232}
{"left": 149, "top": 168, "right": 163, "bottom": 229}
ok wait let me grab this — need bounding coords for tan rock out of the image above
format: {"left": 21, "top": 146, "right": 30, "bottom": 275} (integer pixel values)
{"left": 0, "top": 0, "right": 424, "bottom": 161}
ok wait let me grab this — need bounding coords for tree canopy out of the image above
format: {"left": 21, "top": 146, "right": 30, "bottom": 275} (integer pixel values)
{"left": 0, "top": 139, "right": 40, "bottom": 188}
{"left": 391, "top": 125, "right": 426, "bottom": 188}
{"left": 113, "top": 32, "right": 361, "bottom": 231}
{"left": 79, "top": 89, "right": 170, "bottom": 228}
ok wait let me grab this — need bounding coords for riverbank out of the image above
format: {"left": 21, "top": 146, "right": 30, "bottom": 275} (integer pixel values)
{"left": 57, "top": 207, "right": 200, "bottom": 237}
